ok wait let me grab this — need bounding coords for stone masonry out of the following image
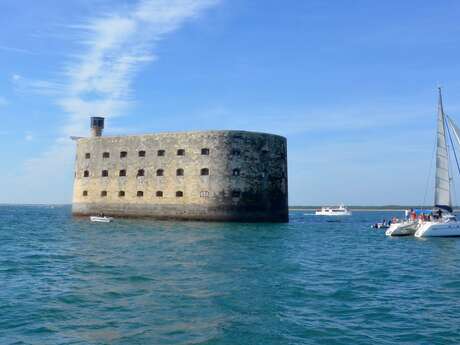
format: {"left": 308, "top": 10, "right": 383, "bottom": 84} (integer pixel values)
{"left": 72, "top": 129, "right": 288, "bottom": 222}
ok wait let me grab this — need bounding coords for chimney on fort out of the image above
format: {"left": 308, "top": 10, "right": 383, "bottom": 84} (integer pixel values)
{"left": 90, "top": 117, "right": 104, "bottom": 137}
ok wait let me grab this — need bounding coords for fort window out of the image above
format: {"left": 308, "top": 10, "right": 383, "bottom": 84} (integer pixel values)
{"left": 102, "top": 170, "right": 108, "bottom": 177}
{"left": 83, "top": 170, "right": 89, "bottom": 177}
{"left": 157, "top": 150, "right": 165, "bottom": 157}
{"left": 176, "top": 191, "right": 184, "bottom": 197}
{"left": 156, "top": 169, "right": 164, "bottom": 176}
{"left": 120, "top": 151, "right": 127, "bottom": 158}
{"left": 82, "top": 191, "right": 88, "bottom": 197}
{"left": 137, "top": 191, "right": 144, "bottom": 197}
{"left": 232, "top": 169, "right": 240, "bottom": 176}
{"left": 119, "top": 169, "right": 126, "bottom": 177}
{"left": 200, "top": 191, "right": 209, "bottom": 198}
{"left": 201, "top": 148, "right": 209, "bottom": 155}
{"left": 101, "top": 191, "right": 107, "bottom": 197}
{"left": 201, "top": 168, "right": 209, "bottom": 176}
{"left": 138, "top": 150, "right": 146, "bottom": 157}
{"left": 85, "top": 153, "right": 91, "bottom": 159}
{"left": 176, "top": 168, "right": 184, "bottom": 176}
{"left": 177, "top": 149, "right": 185, "bottom": 156}
{"left": 232, "top": 149, "right": 241, "bottom": 156}
{"left": 232, "top": 190, "right": 241, "bottom": 198}
{"left": 137, "top": 169, "right": 145, "bottom": 177}
{"left": 103, "top": 152, "right": 110, "bottom": 158}
{"left": 156, "top": 191, "right": 163, "bottom": 197}
{"left": 118, "top": 191, "right": 125, "bottom": 197}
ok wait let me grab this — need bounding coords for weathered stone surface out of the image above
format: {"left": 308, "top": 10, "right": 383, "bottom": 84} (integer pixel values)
{"left": 72, "top": 130, "right": 288, "bottom": 222}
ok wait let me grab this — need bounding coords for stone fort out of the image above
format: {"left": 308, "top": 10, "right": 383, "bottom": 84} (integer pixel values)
{"left": 72, "top": 117, "right": 288, "bottom": 222}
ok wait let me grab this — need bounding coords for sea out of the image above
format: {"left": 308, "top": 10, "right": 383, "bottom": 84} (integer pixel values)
{"left": 1, "top": 205, "right": 460, "bottom": 345}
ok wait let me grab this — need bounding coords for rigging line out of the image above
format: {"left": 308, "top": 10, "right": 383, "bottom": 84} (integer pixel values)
{"left": 446, "top": 116, "right": 460, "bottom": 177}
{"left": 446, "top": 116, "right": 460, "bottom": 208}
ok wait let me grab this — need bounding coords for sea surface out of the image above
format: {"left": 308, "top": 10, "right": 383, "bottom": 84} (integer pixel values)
{"left": 1, "top": 206, "right": 460, "bottom": 345}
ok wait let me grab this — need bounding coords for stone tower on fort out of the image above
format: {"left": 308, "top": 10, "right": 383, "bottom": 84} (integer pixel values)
{"left": 72, "top": 117, "right": 288, "bottom": 222}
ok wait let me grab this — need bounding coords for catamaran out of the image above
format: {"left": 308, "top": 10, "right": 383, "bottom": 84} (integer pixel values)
{"left": 413, "top": 88, "right": 460, "bottom": 237}
{"left": 385, "top": 219, "right": 419, "bottom": 236}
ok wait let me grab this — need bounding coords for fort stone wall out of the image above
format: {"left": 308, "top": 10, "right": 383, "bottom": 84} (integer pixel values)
{"left": 72, "top": 130, "right": 288, "bottom": 222}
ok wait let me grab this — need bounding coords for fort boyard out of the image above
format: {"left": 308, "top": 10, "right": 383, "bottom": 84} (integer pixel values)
{"left": 72, "top": 117, "right": 288, "bottom": 222}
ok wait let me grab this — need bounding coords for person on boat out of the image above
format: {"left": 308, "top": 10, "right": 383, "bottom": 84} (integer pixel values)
{"left": 410, "top": 209, "right": 417, "bottom": 221}
{"left": 404, "top": 209, "right": 410, "bottom": 220}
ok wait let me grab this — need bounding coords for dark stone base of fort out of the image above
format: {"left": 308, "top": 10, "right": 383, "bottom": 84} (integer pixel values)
{"left": 73, "top": 203, "right": 289, "bottom": 223}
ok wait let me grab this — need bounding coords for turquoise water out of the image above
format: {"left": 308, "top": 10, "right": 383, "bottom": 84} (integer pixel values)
{"left": 2, "top": 206, "right": 460, "bottom": 345}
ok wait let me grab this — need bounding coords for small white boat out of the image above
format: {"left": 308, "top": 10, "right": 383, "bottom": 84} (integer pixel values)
{"left": 90, "top": 216, "right": 114, "bottom": 223}
{"left": 385, "top": 220, "right": 418, "bottom": 236}
{"left": 315, "top": 204, "right": 352, "bottom": 216}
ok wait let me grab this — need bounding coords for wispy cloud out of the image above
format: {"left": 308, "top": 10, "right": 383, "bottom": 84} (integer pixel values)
{"left": 18, "top": 0, "right": 220, "bottom": 203}
{"left": 58, "top": 0, "right": 219, "bottom": 138}
{"left": 0, "top": 45, "right": 33, "bottom": 55}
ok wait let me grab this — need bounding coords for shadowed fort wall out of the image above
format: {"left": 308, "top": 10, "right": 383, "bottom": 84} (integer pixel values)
{"left": 72, "top": 130, "right": 288, "bottom": 222}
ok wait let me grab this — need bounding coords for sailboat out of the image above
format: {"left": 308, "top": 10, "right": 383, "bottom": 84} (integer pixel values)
{"left": 414, "top": 88, "right": 460, "bottom": 237}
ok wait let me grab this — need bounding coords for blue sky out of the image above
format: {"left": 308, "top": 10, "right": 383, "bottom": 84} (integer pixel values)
{"left": 1, "top": 0, "right": 460, "bottom": 205}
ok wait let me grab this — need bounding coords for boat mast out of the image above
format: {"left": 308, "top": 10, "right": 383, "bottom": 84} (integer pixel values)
{"left": 434, "top": 88, "right": 453, "bottom": 213}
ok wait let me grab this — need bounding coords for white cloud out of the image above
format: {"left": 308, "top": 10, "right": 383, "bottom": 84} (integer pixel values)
{"left": 16, "top": 0, "right": 220, "bottom": 203}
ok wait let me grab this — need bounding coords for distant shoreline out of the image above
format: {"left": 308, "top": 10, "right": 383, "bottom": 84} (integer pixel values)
{"left": 0, "top": 204, "right": 456, "bottom": 212}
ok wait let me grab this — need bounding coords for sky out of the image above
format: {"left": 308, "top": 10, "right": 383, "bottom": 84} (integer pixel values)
{"left": 1, "top": 0, "right": 460, "bottom": 205}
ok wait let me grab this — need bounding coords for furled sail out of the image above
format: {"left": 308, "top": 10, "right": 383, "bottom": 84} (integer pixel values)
{"left": 435, "top": 88, "right": 452, "bottom": 212}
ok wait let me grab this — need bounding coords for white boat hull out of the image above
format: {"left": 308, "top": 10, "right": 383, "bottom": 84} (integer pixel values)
{"left": 90, "top": 216, "right": 114, "bottom": 223}
{"left": 315, "top": 210, "right": 352, "bottom": 216}
{"left": 415, "top": 221, "right": 460, "bottom": 237}
{"left": 385, "top": 221, "right": 418, "bottom": 236}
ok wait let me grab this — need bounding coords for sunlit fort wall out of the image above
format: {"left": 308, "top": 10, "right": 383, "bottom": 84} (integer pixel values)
{"left": 72, "top": 117, "right": 288, "bottom": 222}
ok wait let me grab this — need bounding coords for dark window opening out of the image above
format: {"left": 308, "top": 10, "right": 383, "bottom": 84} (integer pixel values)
{"left": 120, "top": 151, "right": 127, "bottom": 158}
{"left": 176, "top": 191, "right": 184, "bottom": 197}
{"left": 201, "top": 148, "right": 209, "bottom": 155}
{"left": 156, "top": 191, "right": 163, "bottom": 197}
{"left": 103, "top": 152, "right": 110, "bottom": 158}
{"left": 177, "top": 149, "right": 185, "bottom": 156}
{"left": 101, "top": 191, "right": 107, "bottom": 197}
{"left": 138, "top": 150, "right": 146, "bottom": 157}
{"left": 176, "top": 168, "right": 184, "bottom": 176}
{"left": 201, "top": 168, "right": 209, "bottom": 176}
{"left": 119, "top": 169, "right": 126, "bottom": 177}
{"left": 232, "top": 169, "right": 240, "bottom": 176}
{"left": 137, "top": 169, "right": 145, "bottom": 177}
{"left": 156, "top": 169, "right": 164, "bottom": 177}
{"left": 85, "top": 153, "right": 91, "bottom": 159}
{"left": 83, "top": 170, "right": 89, "bottom": 177}
{"left": 157, "top": 150, "right": 165, "bottom": 157}
{"left": 137, "top": 191, "right": 144, "bottom": 197}
{"left": 118, "top": 191, "right": 125, "bottom": 197}
{"left": 232, "top": 149, "right": 241, "bottom": 156}
{"left": 82, "top": 191, "right": 88, "bottom": 197}
{"left": 102, "top": 170, "right": 108, "bottom": 177}
{"left": 232, "top": 190, "right": 241, "bottom": 198}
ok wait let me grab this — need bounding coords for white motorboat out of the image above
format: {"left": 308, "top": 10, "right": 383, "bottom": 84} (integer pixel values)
{"left": 315, "top": 204, "right": 352, "bottom": 216}
{"left": 90, "top": 216, "right": 114, "bottom": 223}
{"left": 385, "top": 220, "right": 419, "bottom": 236}
{"left": 413, "top": 89, "right": 460, "bottom": 237}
